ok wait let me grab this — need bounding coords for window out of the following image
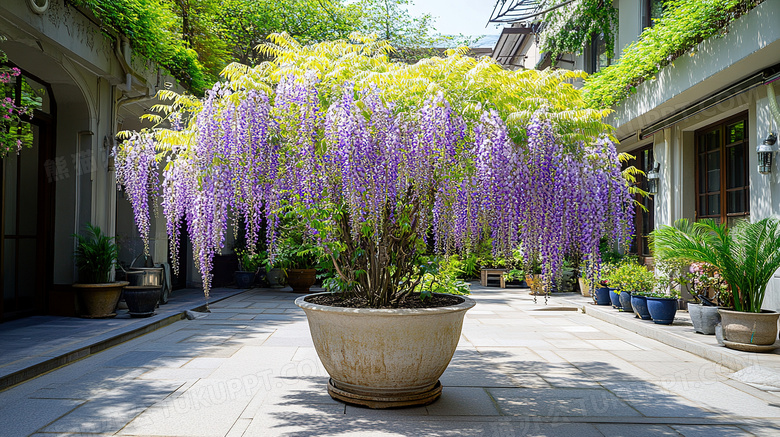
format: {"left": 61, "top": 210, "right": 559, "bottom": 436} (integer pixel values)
{"left": 626, "top": 146, "right": 655, "bottom": 258}
{"left": 586, "top": 33, "right": 610, "bottom": 74}
{"left": 695, "top": 114, "right": 749, "bottom": 225}
{"left": 642, "top": 0, "right": 666, "bottom": 29}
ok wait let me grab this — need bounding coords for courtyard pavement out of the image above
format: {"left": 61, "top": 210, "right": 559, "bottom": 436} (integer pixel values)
{"left": 1, "top": 285, "right": 779, "bottom": 436}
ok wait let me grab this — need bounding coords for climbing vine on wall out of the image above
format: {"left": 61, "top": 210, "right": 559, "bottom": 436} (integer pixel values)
{"left": 537, "top": 0, "right": 618, "bottom": 66}
{"left": 582, "top": 0, "right": 764, "bottom": 109}
{"left": 70, "top": 0, "right": 209, "bottom": 93}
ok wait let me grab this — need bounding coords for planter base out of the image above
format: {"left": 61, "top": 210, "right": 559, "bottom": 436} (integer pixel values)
{"left": 79, "top": 312, "right": 117, "bottom": 319}
{"left": 722, "top": 340, "right": 779, "bottom": 352}
{"left": 328, "top": 378, "right": 442, "bottom": 409}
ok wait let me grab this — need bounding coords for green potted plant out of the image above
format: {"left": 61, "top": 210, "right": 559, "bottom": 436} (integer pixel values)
{"left": 606, "top": 261, "right": 655, "bottom": 313}
{"left": 652, "top": 218, "right": 780, "bottom": 349}
{"left": 273, "top": 231, "right": 323, "bottom": 293}
{"left": 642, "top": 259, "right": 681, "bottom": 325}
{"left": 72, "top": 224, "right": 129, "bottom": 318}
{"left": 234, "top": 249, "right": 262, "bottom": 288}
{"left": 687, "top": 262, "right": 728, "bottom": 335}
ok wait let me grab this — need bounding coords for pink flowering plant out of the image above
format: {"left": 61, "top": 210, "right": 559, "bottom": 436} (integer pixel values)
{"left": 115, "top": 34, "right": 634, "bottom": 307}
{"left": 0, "top": 43, "right": 34, "bottom": 157}
{"left": 688, "top": 261, "right": 729, "bottom": 306}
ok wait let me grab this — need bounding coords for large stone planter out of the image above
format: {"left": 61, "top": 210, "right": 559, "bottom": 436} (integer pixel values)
{"left": 123, "top": 286, "right": 162, "bottom": 318}
{"left": 719, "top": 309, "right": 780, "bottom": 351}
{"left": 688, "top": 303, "right": 720, "bottom": 335}
{"left": 73, "top": 282, "right": 129, "bottom": 318}
{"left": 295, "top": 292, "right": 476, "bottom": 408}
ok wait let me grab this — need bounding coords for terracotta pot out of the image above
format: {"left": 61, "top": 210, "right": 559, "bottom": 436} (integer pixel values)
{"left": 287, "top": 268, "right": 316, "bottom": 292}
{"left": 295, "top": 292, "right": 475, "bottom": 408}
{"left": 719, "top": 309, "right": 779, "bottom": 351}
{"left": 73, "top": 281, "right": 129, "bottom": 318}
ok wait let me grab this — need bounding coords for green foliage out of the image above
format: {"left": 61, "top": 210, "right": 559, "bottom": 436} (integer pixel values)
{"left": 73, "top": 223, "right": 119, "bottom": 284}
{"left": 537, "top": 0, "right": 619, "bottom": 66}
{"left": 605, "top": 261, "right": 656, "bottom": 295}
{"left": 72, "top": 0, "right": 209, "bottom": 93}
{"left": 650, "top": 218, "right": 780, "bottom": 313}
{"left": 653, "top": 258, "right": 689, "bottom": 298}
{"left": 215, "top": 0, "right": 361, "bottom": 66}
{"left": 416, "top": 256, "right": 471, "bottom": 300}
{"left": 217, "top": 33, "right": 614, "bottom": 149}
{"left": 235, "top": 248, "right": 263, "bottom": 272}
{"left": 583, "top": 0, "right": 763, "bottom": 108}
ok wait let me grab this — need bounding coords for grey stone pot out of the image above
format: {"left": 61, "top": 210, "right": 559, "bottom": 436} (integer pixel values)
{"left": 618, "top": 290, "right": 633, "bottom": 313}
{"left": 689, "top": 303, "right": 720, "bottom": 335}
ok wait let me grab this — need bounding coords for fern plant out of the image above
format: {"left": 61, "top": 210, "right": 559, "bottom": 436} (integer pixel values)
{"left": 650, "top": 218, "right": 780, "bottom": 313}
{"left": 74, "top": 224, "right": 119, "bottom": 284}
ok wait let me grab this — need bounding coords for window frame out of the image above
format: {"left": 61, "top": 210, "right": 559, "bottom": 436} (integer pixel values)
{"left": 694, "top": 112, "right": 750, "bottom": 223}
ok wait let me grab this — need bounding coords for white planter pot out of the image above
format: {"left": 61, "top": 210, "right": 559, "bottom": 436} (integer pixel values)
{"left": 295, "top": 292, "right": 475, "bottom": 408}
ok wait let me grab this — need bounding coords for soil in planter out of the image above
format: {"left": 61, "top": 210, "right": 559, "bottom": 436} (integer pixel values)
{"left": 306, "top": 293, "right": 463, "bottom": 309}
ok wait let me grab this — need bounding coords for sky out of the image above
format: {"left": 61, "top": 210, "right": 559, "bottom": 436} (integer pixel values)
{"left": 405, "top": 0, "right": 505, "bottom": 37}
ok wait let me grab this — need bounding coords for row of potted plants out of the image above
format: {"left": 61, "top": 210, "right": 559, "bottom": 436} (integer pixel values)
{"left": 592, "top": 218, "right": 780, "bottom": 353}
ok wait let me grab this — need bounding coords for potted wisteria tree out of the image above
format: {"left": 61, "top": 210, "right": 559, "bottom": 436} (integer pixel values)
{"left": 115, "top": 34, "right": 633, "bottom": 408}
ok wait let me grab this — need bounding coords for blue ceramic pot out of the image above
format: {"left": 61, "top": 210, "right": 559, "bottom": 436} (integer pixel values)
{"left": 234, "top": 271, "right": 256, "bottom": 289}
{"left": 609, "top": 288, "right": 622, "bottom": 309}
{"left": 646, "top": 297, "right": 678, "bottom": 325}
{"left": 631, "top": 294, "right": 651, "bottom": 320}
{"left": 619, "top": 290, "right": 633, "bottom": 313}
{"left": 594, "top": 287, "right": 611, "bottom": 305}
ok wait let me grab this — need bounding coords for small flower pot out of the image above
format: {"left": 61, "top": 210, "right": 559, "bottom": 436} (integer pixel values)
{"left": 266, "top": 268, "right": 285, "bottom": 288}
{"left": 234, "top": 271, "right": 256, "bottom": 289}
{"left": 688, "top": 303, "right": 720, "bottom": 335}
{"left": 646, "top": 297, "right": 678, "bottom": 325}
{"left": 594, "top": 287, "right": 611, "bottom": 305}
{"left": 618, "top": 290, "right": 633, "bottom": 313}
{"left": 609, "top": 288, "right": 622, "bottom": 309}
{"left": 631, "top": 294, "right": 651, "bottom": 320}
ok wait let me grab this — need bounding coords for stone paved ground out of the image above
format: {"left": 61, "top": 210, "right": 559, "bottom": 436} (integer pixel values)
{"left": 1, "top": 285, "right": 779, "bottom": 436}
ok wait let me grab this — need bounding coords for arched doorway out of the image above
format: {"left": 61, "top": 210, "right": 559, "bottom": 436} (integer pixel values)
{"left": 1, "top": 70, "right": 55, "bottom": 321}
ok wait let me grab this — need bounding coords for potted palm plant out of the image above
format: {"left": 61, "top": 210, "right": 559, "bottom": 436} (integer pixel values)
{"left": 652, "top": 218, "right": 780, "bottom": 350}
{"left": 72, "top": 224, "right": 129, "bottom": 318}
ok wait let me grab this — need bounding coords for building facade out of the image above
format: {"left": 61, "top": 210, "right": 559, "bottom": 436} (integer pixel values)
{"left": 491, "top": 1, "right": 780, "bottom": 310}
{"left": 0, "top": 0, "right": 176, "bottom": 321}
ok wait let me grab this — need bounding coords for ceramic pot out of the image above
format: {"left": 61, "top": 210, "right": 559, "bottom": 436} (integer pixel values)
{"left": 688, "top": 303, "right": 720, "bottom": 335}
{"left": 646, "top": 297, "right": 678, "bottom": 325}
{"left": 578, "top": 278, "right": 590, "bottom": 297}
{"left": 266, "top": 268, "right": 285, "bottom": 288}
{"left": 631, "top": 294, "right": 651, "bottom": 320}
{"left": 619, "top": 290, "right": 633, "bottom": 313}
{"left": 234, "top": 271, "right": 256, "bottom": 289}
{"left": 594, "top": 287, "right": 611, "bottom": 305}
{"left": 295, "top": 292, "right": 475, "bottom": 408}
{"left": 73, "top": 281, "right": 129, "bottom": 318}
{"left": 123, "top": 286, "right": 161, "bottom": 317}
{"left": 287, "top": 269, "right": 316, "bottom": 293}
{"left": 609, "top": 288, "right": 622, "bottom": 309}
{"left": 719, "top": 309, "right": 779, "bottom": 351}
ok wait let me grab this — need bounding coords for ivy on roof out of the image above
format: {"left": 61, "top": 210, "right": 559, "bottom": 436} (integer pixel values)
{"left": 582, "top": 0, "right": 764, "bottom": 109}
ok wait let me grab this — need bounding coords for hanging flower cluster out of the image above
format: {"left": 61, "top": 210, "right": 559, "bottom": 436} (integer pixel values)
{"left": 115, "top": 39, "right": 634, "bottom": 304}
{"left": 114, "top": 132, "right": 158, "bottom": 255}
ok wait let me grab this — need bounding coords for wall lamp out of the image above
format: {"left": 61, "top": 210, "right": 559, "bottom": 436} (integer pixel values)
{"left": 758, "top": 133, "right": 776, "bottom": 175}
{"left": 646, "top": 162, "right": 660, "bottom": 195}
